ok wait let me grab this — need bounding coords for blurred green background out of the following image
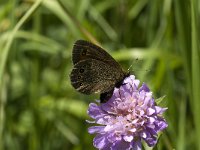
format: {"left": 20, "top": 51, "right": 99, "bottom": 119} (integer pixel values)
{"left": 0, "top": 0, "right": 200, "bottom": 150}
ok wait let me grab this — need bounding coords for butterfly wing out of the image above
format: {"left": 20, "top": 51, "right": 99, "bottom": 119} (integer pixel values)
{"left": 72, "top": 40, "right": 122, "bottom": 70}
{"left": 70, "top": 59, "right": 124, "bottom": 94}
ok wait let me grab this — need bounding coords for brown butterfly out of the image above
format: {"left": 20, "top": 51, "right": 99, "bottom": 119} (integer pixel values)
{"left": 70, "top": 40, "right": 129, "bottom": 103}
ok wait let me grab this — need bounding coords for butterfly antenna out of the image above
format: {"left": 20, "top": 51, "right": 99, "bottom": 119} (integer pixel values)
{"left": 127, "top": 58, "right": 139, "bottom": 72}
{"left": 127, "top": 64, "right": 133, "bottom": 72}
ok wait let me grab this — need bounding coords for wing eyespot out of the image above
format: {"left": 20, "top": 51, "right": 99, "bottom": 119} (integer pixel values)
{"left": 80, "top": 68, "right": 84, "bottom": 73}
{"left": 81, "top": 49, "right": 87, "bottom": 56}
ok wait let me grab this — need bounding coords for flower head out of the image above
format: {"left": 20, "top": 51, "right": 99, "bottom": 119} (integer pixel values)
{"left": 87, "top": 75, "right": 168, "bottom": 150}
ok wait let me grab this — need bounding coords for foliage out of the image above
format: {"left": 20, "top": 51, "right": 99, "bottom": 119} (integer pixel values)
{"left": 0, "top": 0, "right": 199, "bottom": 150}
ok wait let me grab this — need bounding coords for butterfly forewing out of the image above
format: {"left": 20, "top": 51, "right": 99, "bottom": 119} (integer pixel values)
{"left": 72, "top": 40, "right": 121, "bottom": 69}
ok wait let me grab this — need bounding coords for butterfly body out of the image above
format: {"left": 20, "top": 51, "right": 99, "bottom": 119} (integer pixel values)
{"left": 70, "top": 40, "right": 129, "bottom": 103}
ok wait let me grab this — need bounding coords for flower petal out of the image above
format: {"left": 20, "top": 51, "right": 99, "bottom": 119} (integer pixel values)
{"left": 87, "top": 103, "right": 104, "bottom": 119}
{"left": 93, "top": 134, "right": 111, "bottom": 149}
{"left": 155, "top": 106, "right": 167, "bottom": 114}
{"left": 131, "top": 140, "right": 142, "bottom": 150}
{"left": 123, "top": 135, "right": 134, "bottom": 142}
{"left": 147, "top": 108, "right": 155, "bottom": 115}
{"left": 88, "top": 126, "right": 105, "bottom": 134}
{"left": 111, "top": 139, "right": 132, "bottom": 150}
{"left": 139, "top": 83, "right": 150, "bottom": 92}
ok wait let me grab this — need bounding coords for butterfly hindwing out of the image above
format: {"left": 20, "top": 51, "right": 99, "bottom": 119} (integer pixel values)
{"left": 70, "top": 59, "right": 123, "bottom": 94}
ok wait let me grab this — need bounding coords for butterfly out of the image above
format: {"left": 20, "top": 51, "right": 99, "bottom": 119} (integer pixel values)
{"left": 70, "top": 40, "right": 129, "bottom": 103}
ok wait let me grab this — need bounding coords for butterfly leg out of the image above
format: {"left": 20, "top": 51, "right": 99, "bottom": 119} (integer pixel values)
{"left": 100, "top": 89, "right": 114, "bottom": 103}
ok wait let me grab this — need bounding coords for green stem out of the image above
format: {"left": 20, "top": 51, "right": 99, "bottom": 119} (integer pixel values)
{"left": 191, "top": 0, "right": 200, "bottom": 149}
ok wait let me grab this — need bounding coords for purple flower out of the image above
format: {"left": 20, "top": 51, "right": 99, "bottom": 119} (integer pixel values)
{"left": 87, "top": 75, "right": 168, "bottom": 150}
